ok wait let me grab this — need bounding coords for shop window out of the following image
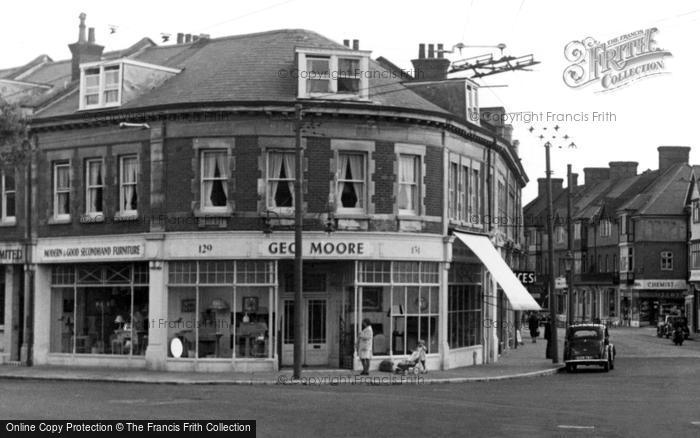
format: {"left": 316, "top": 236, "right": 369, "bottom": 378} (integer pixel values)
{"left": 166, "top": 260, "right": 276, "bottom": 360}
{"left": 448, "top": 263, "right": 482, "bottom": 349}
{"left": 358, "top": 261, "right": 391, "bottom": 284}
{"left": 200, "top": 150, "right": 229, "bottom": 211}
{"left": 267, "top": 151, "right": 295, "bottom": 212}
{"left": 49, "top": 264, "right": 149, "bottom": 356}
{"left": 53, "top": 162, "right": 71, "bottom": 221}
{"left": 661, "top": 251, "right": 673, "bottom": 271}
{"left": 1, "top": 169, "right": 16, "bottom": 224}
{"left": 337, "top": 152, "right": 366, "bottom": 213}
{"left": 398, "top": 154, "right": 420, "bottom": 215}
{"left": 119, "top": 155, "right": 138, "bottom": 216}
{"left": 85, "top": 158, "right": 104, "bottom": 216}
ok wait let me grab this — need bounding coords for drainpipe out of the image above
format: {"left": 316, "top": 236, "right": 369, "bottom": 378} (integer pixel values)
{"left": 20, "top": 134, "right": 35, "bottom": 365}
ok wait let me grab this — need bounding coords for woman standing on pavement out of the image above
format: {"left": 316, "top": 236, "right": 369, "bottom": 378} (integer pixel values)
{"left": 528, "top": 312, "right": 540, "bottom": 343}
{"left": 357, "top": 318, "right": 373, "bottom": 375}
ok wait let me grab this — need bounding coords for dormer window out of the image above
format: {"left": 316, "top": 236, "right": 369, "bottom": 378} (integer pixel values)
{"left": 296, "top": 48, "right": 370, "bottom": 100}
{"left": 80, "top": 63, "right": 122, "bottom": 109}
{"left": 79, "top": 59, "right": 181, "bottom": 111}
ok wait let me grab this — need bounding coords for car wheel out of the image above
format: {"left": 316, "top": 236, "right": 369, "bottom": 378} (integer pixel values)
{"left": 566, "top": 364, "right": 576, "bottom": 373}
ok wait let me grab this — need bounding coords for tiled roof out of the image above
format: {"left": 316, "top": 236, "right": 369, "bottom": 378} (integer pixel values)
{"left": 24, "top": 29, "right": 448, "bottom": 119}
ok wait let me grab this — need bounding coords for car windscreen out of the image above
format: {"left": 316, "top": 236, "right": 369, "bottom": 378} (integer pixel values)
{"left": 571, "top": 329, "right": 600, "bottom": 339}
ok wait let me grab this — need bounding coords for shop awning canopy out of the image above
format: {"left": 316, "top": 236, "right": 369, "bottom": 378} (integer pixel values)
{"left": 454, "top": 232, "right": 541, "bottom": 311}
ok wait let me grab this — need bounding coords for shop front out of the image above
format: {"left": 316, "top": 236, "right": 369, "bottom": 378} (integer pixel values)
{"left": 621, "top": 279, "right": 687, "bottom": 327}
{"left": 33, "top": 236, "right": 149, "bottom": 368}
{"left": 0, "top": 242, "right": 25, "bottom": 363}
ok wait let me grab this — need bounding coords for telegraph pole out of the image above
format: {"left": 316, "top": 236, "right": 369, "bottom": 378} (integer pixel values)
{"left": 567, "top": 164, "right": 575, "bottom": 327}
{"left": 293, "top": 104, "right": 304, "bottom": 379}
{"left": 544, "top": 142, "right": 558, "bottom": 364}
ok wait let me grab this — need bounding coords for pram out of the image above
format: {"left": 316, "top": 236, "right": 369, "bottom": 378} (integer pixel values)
{"left": 395, "top": 346, "right": 426, "bottom": 375}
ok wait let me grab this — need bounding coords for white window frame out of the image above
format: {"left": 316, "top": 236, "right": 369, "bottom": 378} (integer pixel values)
{"left": 1, "top": 170, "right": 16, "bottom": 225}
{"left": 118, "top": 155, "right": 139, "bottom": 217}
{"left": 336, "top": 151, "right": 366, "bottom": 214}
{"left": 79, "top": 63, "right": 123, "bottom": 110}
{"left": 200, "top": 150, "right": 230, "bottom": 213}
{"left": 660, "top": 251, "right": 673, "bottom": 271}
{"left": 296, "top": 48, "right": 370, "bottom": 100}
{"left": 267, "top": 150, "right": 296, "bottom": 214}
{"left": 53, "top": 162, "right": 71, "bottom": 221}
{"left": 398, "top": 154, "right": 421, "bottom": 216}
{"left": 84, "top": 158, "right": 105, "bottom": 217}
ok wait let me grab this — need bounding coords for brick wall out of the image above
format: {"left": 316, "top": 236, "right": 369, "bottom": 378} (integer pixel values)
{"left": 234, "top": 136, "right": 260, "bottom": 212}
{"left": 305, "top": 137, "right": 331, "bottom": 213}
{"left": 372, "top": 141, "right": 395, "bottom": 214}
{"left": 424, "top": 146, "right": 443, "bottom": 216}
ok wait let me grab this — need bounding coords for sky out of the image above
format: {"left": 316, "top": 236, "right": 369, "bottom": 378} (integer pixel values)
{"left": 2, "top": 0, "right": 698, "bottom": 202}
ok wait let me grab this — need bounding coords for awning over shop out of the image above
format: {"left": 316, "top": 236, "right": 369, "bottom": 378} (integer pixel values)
{"left": 454, "top": 232, "right": 541, "bottom": 311}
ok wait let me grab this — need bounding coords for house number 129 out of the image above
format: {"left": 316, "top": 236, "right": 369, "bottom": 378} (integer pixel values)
{"left": 198, "top": 244, "right": 213, "bottom": 255}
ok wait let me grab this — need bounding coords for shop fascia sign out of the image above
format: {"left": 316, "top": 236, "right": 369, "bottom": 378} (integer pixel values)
{"left": 0, "top": 243, "right": 24, "bottom": 264}
{"left": 632, "top": 279, "right": 686, "bottom": 290}
{"left": 38, "top": 243, "right": 145, "bottom": 261}
{"left": 265, "top": 240, "right": 369, "bottom": 257}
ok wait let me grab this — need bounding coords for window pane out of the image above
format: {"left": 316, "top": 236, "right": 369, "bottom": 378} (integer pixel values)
{"left": 104, "top": 66, "right": 119, "bottom": 85}
{"left": 168, "top": 287, "right": 197, "bottom": 358}
{"left": 237, "top": 286, "right": 270, "bottom": 358}
{"left": 5, "top": 192, "right": 14, "bottom": 217}
{"left": 199, "top": 286, "right": 232, "bottom": 358}
{"left": 104, "top": 90, "right": 119, "bottom": 103}
{"left": 50, "top": 288, "right": 74, "bottom": 353}
{"left": 337, "top": 78, "right": 360, "bottom": 93}
{"left": 306, "top": 58, "right": 329, "bottom": 75}
{"left": 4, "top": 172, "right": 14, "bottom": 190}
{"left": 307, "top": 79, "right": 330, "bottom": 93}
{"left": 307, "top": 299, "right": 326, "bottom": 344}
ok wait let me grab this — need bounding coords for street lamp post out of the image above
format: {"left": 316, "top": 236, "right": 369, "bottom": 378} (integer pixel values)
{"left": 544, "top": 142, "right": 558, "bottom": 364}
{"left": 566, "top": 164, "right": 575, "bottom": 327}
{"left": 293, "top": 104, "right": 304, "bottom": 380}
{"left": 564, "top": 250, "right": 574, "bottom": 327}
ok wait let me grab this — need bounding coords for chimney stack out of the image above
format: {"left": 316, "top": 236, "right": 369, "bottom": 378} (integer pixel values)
{"left": 658, "top": 146, "right": 690, "bottom": 171}
{"left": 352, "top": 39, "right": 359, "bottom": 50}
{"left": 177, "top": 33, "right": 184, "bottom": 44}
{"left": 343, "top": 39, "right": 350, "bottom": 47}
{"left": 538, "top": 178, "right": 564, "bottom": 199}
{"left": 411, "top": 42, "right": 451, "bottom": 81}
{"left": 609, "top": 161, "right": 638, "bottom": 179}
{"left": 68, "top": 13, "right": 104, "bottom": 82}
{"left": 583, "top": 167, "right": 610, "bottom": 186}
{"left": 185, "top": 34, "right": 192, "bottom": 43}
{"left": 437, "top": 43, "right": 444, "bottom": 58}
{"left": 570, "top": 173, "right": 579, "bottom": 188}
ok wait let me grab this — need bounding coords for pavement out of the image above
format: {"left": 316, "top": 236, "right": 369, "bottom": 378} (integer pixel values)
{"left": 0, "top": 333, "right": 563, "bottom": 385}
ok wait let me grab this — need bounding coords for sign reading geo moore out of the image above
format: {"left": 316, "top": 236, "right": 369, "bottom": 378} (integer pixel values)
{"left": 563, "top": 27, "right": 672, "bottom": 92}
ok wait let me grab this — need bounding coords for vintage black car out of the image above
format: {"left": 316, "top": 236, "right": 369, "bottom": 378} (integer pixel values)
{"left": 564, "top": 324, "right": 615, "bottom": 372}
{"left": 657, "top": 315, "right": 689, "bottom": 340}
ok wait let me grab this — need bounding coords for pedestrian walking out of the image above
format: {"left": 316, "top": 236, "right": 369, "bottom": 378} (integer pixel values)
{"left": 528, "top": 312, "right": 540, "bottom": 343}
{"left": 357, "top": 318, "right": 373, "bottom": 375}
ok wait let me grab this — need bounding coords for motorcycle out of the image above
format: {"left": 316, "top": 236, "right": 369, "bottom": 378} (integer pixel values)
{"left": 673, "top": 326, "right": 685, "bottom": 346}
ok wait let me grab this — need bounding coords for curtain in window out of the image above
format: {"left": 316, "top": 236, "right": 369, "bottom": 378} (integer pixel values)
{"left": 203, "top": 152, "right": 228, "bottom": 207}
{"left": 122, "top": 159, "right": 138, "bottom": 211}
{"left": 398, "top": 156, "right": 416, "bottom": 211}
{"left": 341, "top": 155, "right": 364, "bottom": 208}
{"left": 282, "top": 153, "right": 295, "bottom": 205}
{"left": 88, "top": 162, "right": 103, "bottom": 213}
{"left": 337, "top": 154, "right": 349, "bottom": 206}
{"left": 269, "top": 153, "right": 284, "bottom": 205}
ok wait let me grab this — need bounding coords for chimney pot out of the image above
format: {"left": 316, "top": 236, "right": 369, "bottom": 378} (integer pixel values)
{"left": 78, "top": 12, "right": 87, "bottom": 43}
{"left": 437, "top": 43, "right": 444, "bottom": 58}
{"left": 352, "top": 39, "right": 359, "bottom": 50}
{"left": 418, "top": 43, "right": 426, "bottom": 59}
{"left": 88, "top": 27, "right": 95, "bottom": 44}
{"left": 343, "top": 39, "right": 350, "bottom": 47}
{"left": 428, "top": 44, "right": 435, "bottom": 58}
{"left": 177, "top": 33, "right": 184, "bottom": 44}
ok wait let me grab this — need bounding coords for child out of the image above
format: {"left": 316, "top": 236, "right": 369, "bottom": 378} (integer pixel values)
{"left": 396, "top": 340, "right": 428, "bottom": 375}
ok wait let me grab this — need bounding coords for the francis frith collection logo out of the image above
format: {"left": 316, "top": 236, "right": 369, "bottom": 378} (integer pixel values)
{"left": 563, "top": 27, "right": 672, "bottom": 92}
